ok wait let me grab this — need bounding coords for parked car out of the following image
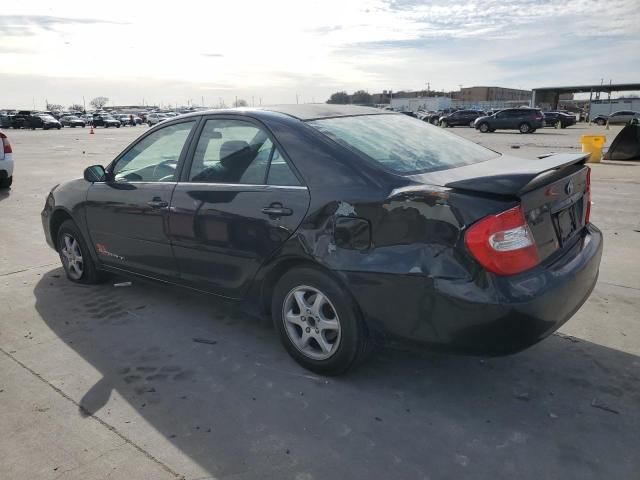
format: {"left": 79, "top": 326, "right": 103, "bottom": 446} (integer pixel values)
{"left": 41, "top": 105, "right": 602, "bottom": 374}
{"left": 60, "top": 115, "right": 87, "bottom": 128}
{"left": 439, "top": 109, "right": 485, "bottom": 128}
{"left": 91, "top": 114, "right": 121, "bottom": 128}
{"left": 0, "top": 130, "right": 13, "bottom": 188}
{"left": 117, "top": 114, "right": 142, "bottom": 126}
{"left": 474, "top": 108, "right": 545, "bottom": 133}
{"left": 0, "top": 112, "right": 12, "bottom": 129}
{"left": 592, "top": 111, "right": 640, "bottom": 126}
{"left": 543, "top": 111, "right": 576, "bottom": 128}
{"left": 146, "top": 113, "right": 168, "bottom": 126}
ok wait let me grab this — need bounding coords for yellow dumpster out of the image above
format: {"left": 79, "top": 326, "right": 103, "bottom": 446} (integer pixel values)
{"left": 581, "top": 135, "right": 606, "bottom": 163}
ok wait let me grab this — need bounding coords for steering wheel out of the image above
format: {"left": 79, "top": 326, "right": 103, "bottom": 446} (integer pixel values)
{"left": 151, "top": 159, "right": 178, "bottom": 181}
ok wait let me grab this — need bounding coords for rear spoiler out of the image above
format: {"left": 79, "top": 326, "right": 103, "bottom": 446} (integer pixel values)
{"left": 395, "top": 153, "right": 590, "bottom": 199}
{"left": 440, "top": 153, "right": 589, "bottom": 197}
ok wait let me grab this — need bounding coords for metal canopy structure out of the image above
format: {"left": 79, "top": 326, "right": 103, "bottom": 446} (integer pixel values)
{"left": 531, "top": 83, "right": 640, "bottom": 110}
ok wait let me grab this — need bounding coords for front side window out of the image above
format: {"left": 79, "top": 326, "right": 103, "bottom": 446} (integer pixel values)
{"left": 112, "top": 121, "right": 195, "bottom": 182}
{"left": 188, "top": 119, "right": 300, "bottom": 186}
{"left": 309, "top": 113, "right": 497, "bottom": 175}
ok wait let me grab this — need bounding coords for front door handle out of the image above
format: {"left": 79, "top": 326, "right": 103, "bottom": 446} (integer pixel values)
{"left": 147, "top": 197, "right": 169, "bottom": 209}
{"left": 261, "top": 203, "right": 293, "bottom": 218}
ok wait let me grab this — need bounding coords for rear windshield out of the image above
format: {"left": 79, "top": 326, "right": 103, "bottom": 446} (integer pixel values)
{"left": 309, "top": 113, "right": 497, "bottom": 174}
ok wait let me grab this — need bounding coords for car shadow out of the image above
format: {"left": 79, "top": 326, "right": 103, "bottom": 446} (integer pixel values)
{"left": 33, "top": 268, "right": 640, "bottom": 480}
{"left": 0, "top": 187, "right": 11, "bottom": 201}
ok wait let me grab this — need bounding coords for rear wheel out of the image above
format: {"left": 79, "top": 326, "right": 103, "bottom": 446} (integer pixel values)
{"left": 272, "top": 267, "right": 370, "bottom": 375}
{"left": 479, "top": 122, "right": 490, "bottom": 133}
{"left": 595, "top": 118, "right": 605, "bottom": 126}
{"left": 519, "top": 122, "right": 531, "bottom": 134}
{"left": 56, "top": 220, "right": 104, "bottom": 284}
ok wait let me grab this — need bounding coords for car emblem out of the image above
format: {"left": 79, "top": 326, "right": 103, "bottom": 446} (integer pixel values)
{"left": 565, "top": 180, "right": 574, "bottom": 195}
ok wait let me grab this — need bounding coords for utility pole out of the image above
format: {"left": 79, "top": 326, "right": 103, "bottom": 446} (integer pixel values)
{"left": 252, "top": 96, "right": 255, "bottom": 107}
{"left": 296, "top": 94, "right": 299, "bottom": 104}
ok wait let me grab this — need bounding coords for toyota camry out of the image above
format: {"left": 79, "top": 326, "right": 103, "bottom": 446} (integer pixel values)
{"left": 41, "top": 105, "right": 603, "bottom": 375}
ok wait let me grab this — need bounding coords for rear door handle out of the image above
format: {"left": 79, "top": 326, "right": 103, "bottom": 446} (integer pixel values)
{"left": 261, "top": 203, "right": 293, "bottom": 218}
{"left": 147, "top": 198, "right": 169, "bottom": 209}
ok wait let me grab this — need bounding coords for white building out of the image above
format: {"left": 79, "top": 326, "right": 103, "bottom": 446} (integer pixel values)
{"left": 390, "top": 96, "right": 452, "bottom": 112}
{"left": 588, "top": 98, "right": 640, "bottom": 119}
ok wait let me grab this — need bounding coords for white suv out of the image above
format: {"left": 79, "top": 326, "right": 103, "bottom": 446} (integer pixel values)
{"left": 0, "top": 130, "right": 13, "bottom": 188}
{"left": 146, "top": 113, "right": 168, "bottom": 126}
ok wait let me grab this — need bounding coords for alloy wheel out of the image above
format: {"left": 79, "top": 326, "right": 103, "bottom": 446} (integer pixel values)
{"left": 282, "top": 285, "right": 342, "bottom": 360}
{"left": 60, "top": 233, "right": 84, "bottom": 280}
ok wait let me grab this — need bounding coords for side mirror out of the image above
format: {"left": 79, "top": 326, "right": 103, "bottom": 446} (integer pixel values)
{"left": 84, "top": 165, "right": 106, "bottom": 182}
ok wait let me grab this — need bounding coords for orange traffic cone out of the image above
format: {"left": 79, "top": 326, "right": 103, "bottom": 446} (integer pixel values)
{"left": 90, "top": 125, "right": 95, "bottom": 134}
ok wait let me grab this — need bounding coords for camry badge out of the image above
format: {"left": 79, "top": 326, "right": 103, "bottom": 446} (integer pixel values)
{"left": 565, "top": 180, "right": 574, "bottom": 195}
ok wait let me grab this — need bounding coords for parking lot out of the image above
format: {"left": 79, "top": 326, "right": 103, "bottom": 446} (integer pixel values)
{"left": 1, "top": 123, "right": 639, "bottom": 479}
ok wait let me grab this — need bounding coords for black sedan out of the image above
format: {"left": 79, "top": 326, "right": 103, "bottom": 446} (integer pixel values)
{"left": 41, "top": 105, "right": 602, "bottom": 374}
{"left": 543, "top": 111, "right": 576, "bottom": 128}
{"left": 439, "top": 109, "right": 485, "bottom": 128}
{"left": 91, "top": 114, "right": 121, "bottom": 128}
{"left": 60, "top": 115, "right": 87, "bottom": 128}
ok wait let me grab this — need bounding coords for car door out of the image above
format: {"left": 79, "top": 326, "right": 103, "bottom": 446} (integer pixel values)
{"left": 493, "top": 110, "right": 509, "bottom": 128}
{"left": 85, "top": 119, "right": 198, "bottom": 279}
{"left": 168, "top": 116, "right": 310, "bottom": 298}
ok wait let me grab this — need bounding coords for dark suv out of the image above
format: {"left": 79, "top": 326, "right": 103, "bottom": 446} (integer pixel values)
{"left": 439, "top": 109, "right": 485, "bottom": 128}
{"left": 474, "top": 108, "right": 544, "bottom": 134}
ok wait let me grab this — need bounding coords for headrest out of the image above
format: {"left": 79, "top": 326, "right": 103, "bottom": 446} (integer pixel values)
{"left": 220, "top": 140, "right": 250, "bottom": 162}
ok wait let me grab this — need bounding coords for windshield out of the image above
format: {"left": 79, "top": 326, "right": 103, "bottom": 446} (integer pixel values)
{"left": 309, "top": 113, "right": 497, "bottom": 174}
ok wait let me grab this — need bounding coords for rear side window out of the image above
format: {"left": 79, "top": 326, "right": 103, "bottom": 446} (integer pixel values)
{"left": 188, "top": 119, "right": 300, "bottom": 186}
{"left": 309, "top": 114, "right": 497, "bottom": 174}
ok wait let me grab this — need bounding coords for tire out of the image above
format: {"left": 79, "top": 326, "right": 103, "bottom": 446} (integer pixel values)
{"left": 519, "top": 123, "right": 531, "bottom": 134}
{"left": 479, "top": 122, "right": 490, "bottom": 133}
{"left": 105, "top": 124, "right": 109, "bottom": 128}
{"left": 148, "top": 122, "right": 153, "bottom": 127}
{"left": 272, "top": 267, "right": 370, "bottom": 375}
{"left": 0, "top": 176, "right": 12, "bottom": 189}
{"left": 56, "top": 220, "right": 104, "bottom": 284}
{"left": 57, "top": 126, "right": 61, "bottom": 130}
{"left": 440, "top": 120, "right": 448, "bottom": 128}
{"left": 595, "top": 118, "right": 605, "bottom": 126}
{"left": 430, "top": 118, "right": 438, "bottom": 125}
{"left": 116, "top": 124, "right": 121, "bottom": 128}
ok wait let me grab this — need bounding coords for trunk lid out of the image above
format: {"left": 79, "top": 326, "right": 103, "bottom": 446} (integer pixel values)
{"left": 406, "top": 153, "right": 591, "bottom": 262}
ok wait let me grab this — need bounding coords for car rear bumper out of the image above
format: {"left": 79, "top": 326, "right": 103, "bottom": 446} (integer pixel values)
{"left": 341, "top": 224, "right": 603, "bottom": 355}
{"left": 0, "top": 157, "right": 14, "bottom": 177}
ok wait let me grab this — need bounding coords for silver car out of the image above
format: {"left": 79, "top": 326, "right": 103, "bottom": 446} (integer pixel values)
{"left": 593, "top": 110, "right": 640, "bottom": 125}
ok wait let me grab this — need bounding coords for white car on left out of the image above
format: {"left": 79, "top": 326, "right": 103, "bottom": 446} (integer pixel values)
{"left": 0, "top": 130, "right": 14, "bottom": 188}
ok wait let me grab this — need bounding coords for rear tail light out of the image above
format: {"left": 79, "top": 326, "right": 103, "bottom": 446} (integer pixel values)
{"left": 585, "top": 166, "right": 591, "bottom": 224}
{"left": 0, "top": 132, "right": 11, "bottom": 155}
{"left": 465, "top": 205, "right": 540, "bottom": 276}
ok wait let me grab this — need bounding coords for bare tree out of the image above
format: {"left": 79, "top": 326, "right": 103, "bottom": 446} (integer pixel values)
{"left": 69, "top": 103, "right": 84, "bottom": 112}
{"left": 233, "top": 98, "right": 248, "bottom": 107}
{"left": 90, "top": 96, "right": 109, "bottom": 109}
{"left": 46, "top": 102, "right": 63, "bottom": 112}
{"left": 327, "top": 91, "right": 350, "bottom": 104}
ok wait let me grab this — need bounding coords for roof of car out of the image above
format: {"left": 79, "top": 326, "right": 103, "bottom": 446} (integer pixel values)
{"left": 257, "top": 104, "right": 390, "bottom": 121}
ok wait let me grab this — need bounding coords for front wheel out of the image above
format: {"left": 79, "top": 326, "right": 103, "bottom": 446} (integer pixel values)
{"left": 0, "top": 176, "right": 12, "bottom": 188}
{"left": 519, "top": 122, "right": 531, "bottom": 134}
{"left": 479, "top": 122, "right": 490, "bottom": 133}
{"left": 595, "top": 118, "right": 605, "bottom": 126}
{"left": 56, "top": 220, "right": 104, "bottom": 284}
{"left": 272, "top": 267, "right": 370, "bottom": 375}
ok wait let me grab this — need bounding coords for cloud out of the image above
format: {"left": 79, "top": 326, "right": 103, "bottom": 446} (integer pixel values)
{"left": 0, "top": 15, "right": 125, "bottom": 37}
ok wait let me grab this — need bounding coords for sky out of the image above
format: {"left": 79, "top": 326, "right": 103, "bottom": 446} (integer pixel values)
{"left": 1, "top": 0, "right": 639, "bottom": 109}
